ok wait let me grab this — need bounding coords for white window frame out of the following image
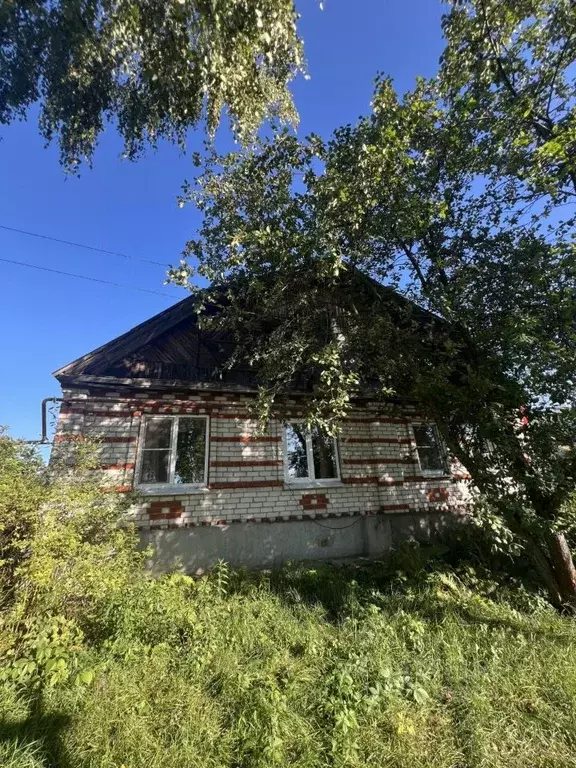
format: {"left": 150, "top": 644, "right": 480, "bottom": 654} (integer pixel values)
{"left": 411, "top": 422, "right": 448, "bottom": 476}
{"left": 136, "top": 415, "right": 210, "bottom": 494}
{"left": 283, "top": 423, "right": 341, "bottom": 487}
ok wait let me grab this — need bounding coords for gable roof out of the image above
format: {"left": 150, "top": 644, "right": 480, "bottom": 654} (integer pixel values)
{"left": 54, "top": 274, "right": 445, "bottom": 388}
{"left": 53, "top": 296, "right": 198, "bottom": 379}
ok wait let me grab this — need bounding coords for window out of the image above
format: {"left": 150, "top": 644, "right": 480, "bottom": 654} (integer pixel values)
{"left": 137, "top": 416, "right": 208, "bottom": 490}
{"left": 413, "top": 424, "right": 446, "bottom": 474}
{"left": 284, "top": 423, "right": 340, "bottom": 485}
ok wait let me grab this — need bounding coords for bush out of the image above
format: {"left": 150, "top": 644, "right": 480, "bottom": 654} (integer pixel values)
{"left": 0, "top": 432, "right": 146, "bottom": 689}
{"left": 0, "top": 430, "right": 44, "bottom": 595}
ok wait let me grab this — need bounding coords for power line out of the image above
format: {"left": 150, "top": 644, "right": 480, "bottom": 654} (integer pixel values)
{"left": 0, "top": 223, "right": 169, "bottom": 267}
{"left": 0, "top": 256, "right": 178, "bottom": 299}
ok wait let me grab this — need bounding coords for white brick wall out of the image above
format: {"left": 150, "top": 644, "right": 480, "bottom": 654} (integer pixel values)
{"left": 52, "top": 388, "right": 471, "bottom": 529}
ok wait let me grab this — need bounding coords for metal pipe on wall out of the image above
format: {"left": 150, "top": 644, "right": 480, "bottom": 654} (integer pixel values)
{"left": 25, "top": 395, "right": 143, "bottom": 445}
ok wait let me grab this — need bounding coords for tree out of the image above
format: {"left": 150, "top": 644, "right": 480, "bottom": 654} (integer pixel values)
{"left": 440, "top": 0, "right": 576, "bottom": 210}
{"left": 0, "top": 0, "right": 303, "bottom": 171}
{"left": 172, "top": 65, "right": 576, "bottom": 609}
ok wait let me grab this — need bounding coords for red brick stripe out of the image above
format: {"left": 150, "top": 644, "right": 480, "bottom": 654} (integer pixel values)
{"left": 380, "top": 503, "right": 410, "bottom": 512}
{"left": 343, "top": 476, "right": 422, "bottom": 486}
{"left": 100, "top": 462, "right": 135, "bottom": 471}
{"left": 211, "top": 413, "right": 255, "bottom": 420}
{"left": 149, "top": 500, "right": 182, "bottom": 509}
{"left": 299, "top": 493, "right": 329, "bottom": 510}
{"left": 60, "top": 408, "right": 135, "bottom": 417}
{"left": 211, "top": 436, "right": 281, "bottom": 443}
{"left": 403, "top": 474, "right": 450, "bottom": 482}
{"left": 55, "top": 434, "right": 137, "bottom": 444}
{"left": 343, "top": 458, "right": 415, "bottom": 465}
{"left": 342, "top": 476, "right": 380, "bottom": 485}
{"left": 344, "top": 475, "right": 454, "bottom": 486}
{"left": 148, "top": 500, "right": 184, "bottom": 520}
{"left": 209, "top": 480, "right": 283, "bottom": 490}
{"left": 149, "top": 510, "right": 183, "bottom": 520}
{"left": 139, "top": 406, "right": 212, "bottom": 414}
{"left": 343, "top": 437, "right": 413, "bottom": 444}
{"left": 62, "top": 406, "right": 211, "bottom": 418}
{"left": 345, "top": 417, "right": 409, "bottom": 424}
{"left": 210, "top": 460, "right": 281, "bottom": 467}
{"left": 428, "top": 488, "right": 450, "bottom": 502}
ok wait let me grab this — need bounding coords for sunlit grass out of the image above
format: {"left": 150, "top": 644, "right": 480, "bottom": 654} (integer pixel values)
{"left": 2, "top": 555, "right": 576, "bottom": 768}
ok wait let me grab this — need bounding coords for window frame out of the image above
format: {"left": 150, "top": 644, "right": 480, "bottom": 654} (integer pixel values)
{"left": 136, "top": 414, "right": 210, "bottom": 494}
{"left": 411, "top": 422, "right": 448, "bottom": 476}
{"left": 283, "top": 423, "right": 342, "bottom": 487}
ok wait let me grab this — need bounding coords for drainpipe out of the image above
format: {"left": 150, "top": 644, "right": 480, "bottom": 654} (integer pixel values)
{"left": 24, "top": 397, "right": 65, "bottom": 444}
{"left": 25, "top": 395, "right": 136, "bottom": 445}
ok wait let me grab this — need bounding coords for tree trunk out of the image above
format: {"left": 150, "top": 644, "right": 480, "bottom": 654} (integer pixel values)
{"left": 523, "top": 531, "right": 576, "bottom": 613}
{"left": 429, "top": 414, "right": 576, "bottom": 612}
{"left": 497, "top": 512, "right": 576, "bottom": 612}
{"left": 547, "top": 532, "right": 576, "bottom": 612}
{"left": 521, "top": 534, "right": 565, "bottom": 610}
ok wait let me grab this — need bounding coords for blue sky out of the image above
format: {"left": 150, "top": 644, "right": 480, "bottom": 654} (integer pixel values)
{"left": 0, "top": 0, "right": 445, "bottom": 443}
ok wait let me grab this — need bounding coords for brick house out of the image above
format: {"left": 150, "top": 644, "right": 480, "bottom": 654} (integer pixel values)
{"left": 52, "top": 294, "right": 470, "bottom": 571}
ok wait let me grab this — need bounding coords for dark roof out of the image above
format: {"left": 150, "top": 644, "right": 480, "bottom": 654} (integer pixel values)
{"left": 53, "top": 294, "right": 253, "bottom": 384}
{"left": 54, "top": 295, "right": 195, "bottom": 378}
{"left": 54, "top": 275, "right": 445, "bottom": 388}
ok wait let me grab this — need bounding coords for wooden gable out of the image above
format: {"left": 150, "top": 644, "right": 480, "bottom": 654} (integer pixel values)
{"left": 53, "top": 296, "right": 251, "bottom": 386}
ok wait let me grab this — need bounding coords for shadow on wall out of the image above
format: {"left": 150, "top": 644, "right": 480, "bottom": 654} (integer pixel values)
{"left": 141, "top": 511, "right": 460, "bottom": 574}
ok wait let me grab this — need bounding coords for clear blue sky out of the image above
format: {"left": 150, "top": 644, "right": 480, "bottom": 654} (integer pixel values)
{"left": 0, "top": 0, "right": 444, "bottom": 443}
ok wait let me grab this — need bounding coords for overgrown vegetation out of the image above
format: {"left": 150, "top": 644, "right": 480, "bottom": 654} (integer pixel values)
{"left": 3, "top": 432, "right": 576, "bottom": 767}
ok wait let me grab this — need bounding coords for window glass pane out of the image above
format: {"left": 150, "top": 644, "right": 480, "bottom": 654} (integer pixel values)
{"left": 175, "top": 418, "right": 207, "bottom": 484}
{"left": 141, "top": 450, "right": 170, "bottom": 483}
{"left": 311, "top": 427, "right": 337, "bottom": 479}
{"left": 143, "top": 418, "right": 172, "bottom": 449}
{"left": 413, "top": 425, "right": 445, "bottom": 472}
{"left": 285, "top": 424, "right": 309, "bottom": 478}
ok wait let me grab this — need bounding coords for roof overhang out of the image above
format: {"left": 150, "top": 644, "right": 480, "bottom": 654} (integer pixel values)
{"left": 53, "top": 295, "right": 198, "bottom": 379}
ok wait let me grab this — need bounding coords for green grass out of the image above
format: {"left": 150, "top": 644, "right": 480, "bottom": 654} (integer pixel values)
{"left": 2, "top": 554, "right": 576, "bottom": 768}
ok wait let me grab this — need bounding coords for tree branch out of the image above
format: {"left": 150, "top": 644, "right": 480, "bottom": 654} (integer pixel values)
{"left": 397, "top": 238, "right": 429, "bottom": 292}
{"left": 478, "top": 0, "right": 519, "bottom": 100}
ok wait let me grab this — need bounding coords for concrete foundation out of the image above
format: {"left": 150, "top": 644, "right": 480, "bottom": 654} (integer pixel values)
{"left": 142, "top": 514, "right": 393, "bottom": 573}
{"left": 387, "top": 510, "right": 454, "bottom": 543}
{"left": 141, "top": 510, "right": 462, "bottom": 573}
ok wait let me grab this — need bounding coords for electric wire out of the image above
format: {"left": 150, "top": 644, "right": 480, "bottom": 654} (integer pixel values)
{"left": 0, "top": 256, "right": 177, "bottom": 299}
{"left": 0, "top": 223, "right": 169, "bottom": 267}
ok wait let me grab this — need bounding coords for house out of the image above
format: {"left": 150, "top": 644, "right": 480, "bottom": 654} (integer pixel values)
{"left": 51, "top": 292, "right": 470, "bottom": 571}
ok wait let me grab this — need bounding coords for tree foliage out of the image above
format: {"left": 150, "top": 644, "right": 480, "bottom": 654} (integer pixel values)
{"left": 173, "top": 0, "right": 576, "bottom": 608}
{"left": 0, "top": 0, "right": 303, "bottom": 170}
{"left": 440, "top": 0, "right": 576, "bottom": 206}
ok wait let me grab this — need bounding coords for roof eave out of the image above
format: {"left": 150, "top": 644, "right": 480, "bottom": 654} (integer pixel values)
{"left": 52, "top": 295, "right": 196, "bottom": 378}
